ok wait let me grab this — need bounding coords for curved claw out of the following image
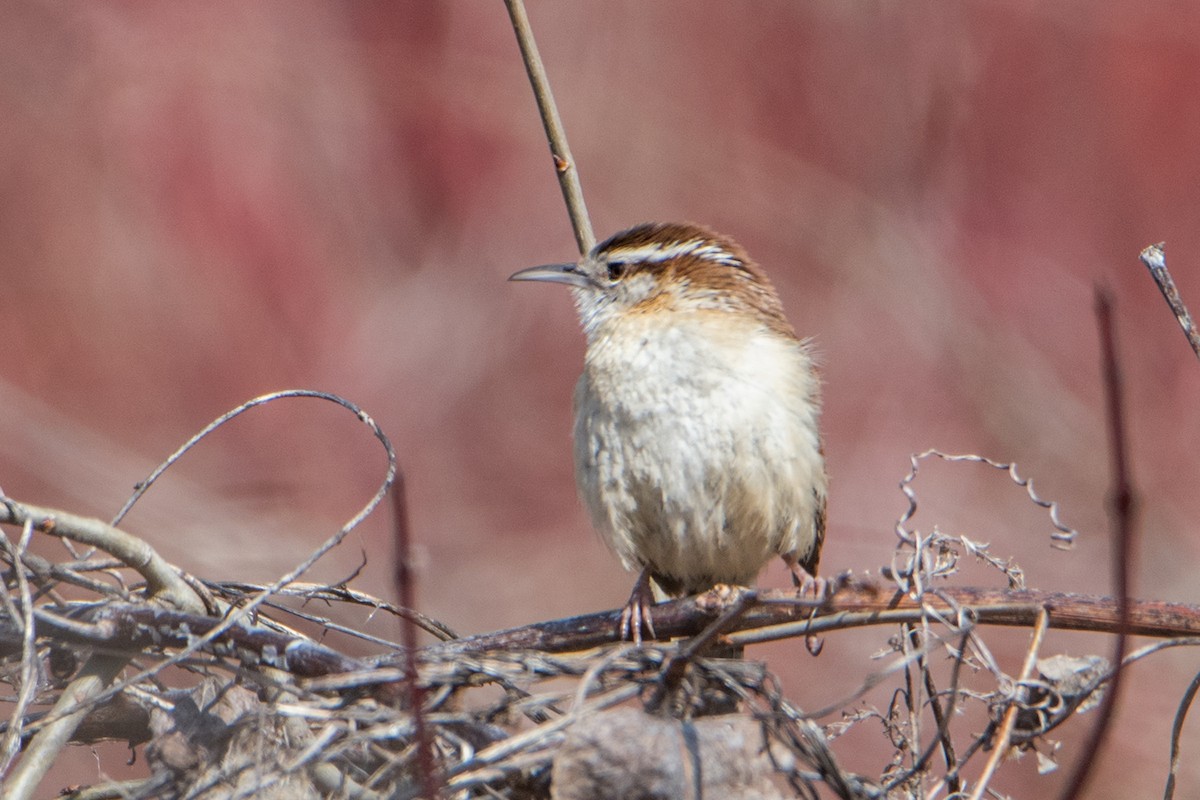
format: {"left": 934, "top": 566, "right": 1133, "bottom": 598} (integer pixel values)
{"left": 784, "top": 557, "right": 831, "bottom": 603}
{"left": 619, "top": 569, "right": 657, "bottom": 645}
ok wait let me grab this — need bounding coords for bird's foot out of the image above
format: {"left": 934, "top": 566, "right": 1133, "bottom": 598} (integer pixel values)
{"left": 783, "top": 558, "right": 833, "bottom": 656}
{"left": 619, "top": 569, "right": 657, "bottom": 645}
{"left": 786, "top": 563, "right": 830, "bottom": 603}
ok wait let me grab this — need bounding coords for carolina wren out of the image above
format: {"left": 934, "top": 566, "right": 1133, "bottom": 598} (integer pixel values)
{"left": 511, "top": 222, "right": 827, "bottom": 641}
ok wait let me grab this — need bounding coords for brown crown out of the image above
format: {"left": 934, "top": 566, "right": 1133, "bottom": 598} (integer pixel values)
{"left": 593, "top": 222, "right": 797, "bottom": 340}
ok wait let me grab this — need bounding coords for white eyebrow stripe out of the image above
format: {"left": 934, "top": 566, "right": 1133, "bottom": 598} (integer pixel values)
{"left": 605, "top": 239, "right": 742, "bottom": 267}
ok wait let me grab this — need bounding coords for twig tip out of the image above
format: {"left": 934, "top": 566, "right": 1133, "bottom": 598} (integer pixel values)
{"left": 1139, "top": 242, "right": 1166, "bottom": 270}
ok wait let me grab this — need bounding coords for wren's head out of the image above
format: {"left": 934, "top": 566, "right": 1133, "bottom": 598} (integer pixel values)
{"left": 509, "top": 222, "right": 796, "bottom": 341}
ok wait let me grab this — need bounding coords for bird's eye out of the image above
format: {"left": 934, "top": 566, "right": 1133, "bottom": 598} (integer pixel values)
{"left": 607, "top": 261, "right": 626, "bottom": 281}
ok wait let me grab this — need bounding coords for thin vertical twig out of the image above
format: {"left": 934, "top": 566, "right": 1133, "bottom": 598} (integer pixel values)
{"left": 969, "top": 607, "right": 1050, "bottom": 800}
{"left": 1140, "top": 243, "right": 1200, "bottom": 361}
{"left": 503, "top": 0, "right": 595, "bottom": 255}
{"left": 898, "top": 624, "right": 924, "bottom": 793}
{"left": 392, "top": 473, "right": 441, "bottom": 799}
{"left": 1058, "top": 287, "right": 1136, "bottom": 800}
{"left": 881, "top": 627, "right": 971, "bottom": 795}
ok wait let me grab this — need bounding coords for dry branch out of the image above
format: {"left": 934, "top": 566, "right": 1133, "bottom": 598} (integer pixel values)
{"left": 432, "top": 582, "right": 1200, "bottom": 658}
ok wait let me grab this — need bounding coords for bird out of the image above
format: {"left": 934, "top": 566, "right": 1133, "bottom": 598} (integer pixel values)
{"left": 510, "top": 221, "right": 827, "bottom": 643}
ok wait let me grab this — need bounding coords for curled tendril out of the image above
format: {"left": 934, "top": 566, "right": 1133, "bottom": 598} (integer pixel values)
{"left": 896, "top": 450, "right": 1078, "bottom": 550}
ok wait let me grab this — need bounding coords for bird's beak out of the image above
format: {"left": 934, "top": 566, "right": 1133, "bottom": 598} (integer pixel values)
{"left": 508, "top": 263, "right": 592, "bottom": 289}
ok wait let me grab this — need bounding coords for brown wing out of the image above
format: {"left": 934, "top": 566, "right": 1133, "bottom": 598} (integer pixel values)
{"left": 799, "top": 423, "right": 829, "bottom": 578}
{"left": 795, "top": 486, "right": 826, "bottom": 577}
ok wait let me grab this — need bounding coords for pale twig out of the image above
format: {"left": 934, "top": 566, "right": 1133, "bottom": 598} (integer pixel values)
{"left": 1140, "top": 243, "right": 1200, "bottom": 361}
{"left": 419, "top": 683, "right": 642, "bottom": 799}
{"left": 57, "top": 779, "right": 153, "bottom": 800}
{"left": 969, "top": 606, "right": 1049, "bottom": 800}
{"left": 309, "top": 758, "right": 384, "bottom": 800}
{"left": 503, "top": 0, "right": 595, "bottom": 255}
{"left": 212, "top": 581, "right": 457, "bottom": 642}
{"left": 2, "top": 654, "right": 127, "bottom": 800}
{"left": 0, "top": 500, "right": 202, "bottom": 613}
{"left": 18, "top": 550, "right": 129, "bottom": 599}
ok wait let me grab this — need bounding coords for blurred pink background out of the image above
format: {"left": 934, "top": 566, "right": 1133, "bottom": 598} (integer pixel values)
{"left": 3, "top": 2, "right": 1200, "bottom": 796}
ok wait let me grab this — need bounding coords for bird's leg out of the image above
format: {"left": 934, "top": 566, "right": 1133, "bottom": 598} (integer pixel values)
{"left": 783, "top": 553, "right": 829, "bottom": 601}
{"left": 619, "top": 568, "right": 658, "bottom": 645}
{"left": 782, "top": 553, "right": 828, "bottom": 656}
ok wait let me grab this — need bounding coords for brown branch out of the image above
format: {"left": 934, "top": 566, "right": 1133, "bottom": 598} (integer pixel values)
{"left": 21, "top": 581, "right": 1199, "bottom": 702}
{"left": 35, "top": 582, "right": 1193, "bottom": 692}
{"left": 428, "top": 581, "right": 1200, "bottom": 659}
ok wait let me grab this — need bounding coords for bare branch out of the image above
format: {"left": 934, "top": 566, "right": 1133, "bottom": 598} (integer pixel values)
{"left": 433, "top": 582, "right": 1200, "bottom": 658}
{"left": 503, "top": 0, "right": 595, "bottom": 254}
